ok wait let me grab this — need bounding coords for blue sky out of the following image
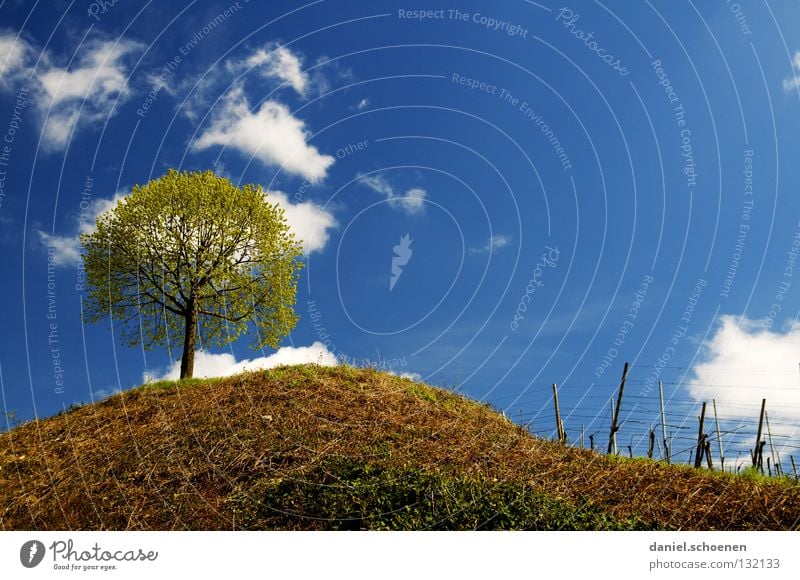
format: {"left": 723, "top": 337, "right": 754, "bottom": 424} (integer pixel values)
{"left": 2, "top": 1, "right": 800, "bottom": 465}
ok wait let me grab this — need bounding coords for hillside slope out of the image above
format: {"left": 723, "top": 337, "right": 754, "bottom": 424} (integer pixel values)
{"left": 1, "top": 365, "right": 799, "bottom": 530}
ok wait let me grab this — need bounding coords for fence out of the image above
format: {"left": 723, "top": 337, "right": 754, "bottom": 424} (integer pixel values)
{"left": 496, "top": 362, "right": 800, "bottom": 478}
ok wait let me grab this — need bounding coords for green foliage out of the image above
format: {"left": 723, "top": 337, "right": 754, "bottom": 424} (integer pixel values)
{"left": 80, "top": 169, "right": 303, "bottom": 372}
{"left": 228, "top": 459, "right": 648, "bottom": 530}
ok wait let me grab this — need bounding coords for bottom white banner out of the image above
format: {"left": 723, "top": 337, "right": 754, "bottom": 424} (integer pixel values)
{"left": 1, "top": 531, "right": 797, "bottom": 579}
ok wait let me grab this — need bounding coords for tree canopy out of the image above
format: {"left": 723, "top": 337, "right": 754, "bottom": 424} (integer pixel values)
{"left": 81, "top": 169, "right": 303, "bottom": 378}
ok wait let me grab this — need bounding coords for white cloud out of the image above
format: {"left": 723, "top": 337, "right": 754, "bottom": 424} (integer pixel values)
{"left": 357, "top": 174, "right": 427, "bottom": 215}
{"left": 0, "top": 33, "right": 37, "bottom": 87}
{"left": 783, "top": 51, "right": 800, "bottom": 91}
{"left": 687, "top": 315, "right": 800, "bottom": 452}
{"left": 241, "top": 43, "right": 309, "bottom": 96}
{"left": 144, "top": 71, "right": 176, "bottom": 97}
{"left": 40, "top": 39, "right": 141, "bottom": 148}
{"left": 193, "top": 87, "right": 335, "bottom": 182}
{"left": 143, "top": 341, "right": 339, "bottom": 382}
{"left": 36, "top": 192, "right": 126, "bottom": 267}
{"left": 356, "top": 98, "right": 369, "bottom": 110}
{"left": 357, "top": 173, "right": 393, "bottom": 197}
{"left": 0, "top": 33, "right": 141, "bottom": 149}
{"left": 268, "top": 190, "right": 336, "bottom": 255}
{"left": 394, "top": 187, "right": 426, "bottom": 214}
{"left": 470, "top": 234, "right": 511, "bottom": 253}
{"left": 38, "top": 230, "right": 82, "bottom": 266}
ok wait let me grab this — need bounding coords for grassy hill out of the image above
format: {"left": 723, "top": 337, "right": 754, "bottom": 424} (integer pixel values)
{"left": 1, "top": 364, "right": 799, "bottom": 530}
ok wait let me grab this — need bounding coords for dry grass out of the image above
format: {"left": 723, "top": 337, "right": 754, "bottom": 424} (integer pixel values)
{"left": 1, "top": 364, "right": 798, "bottom": 530}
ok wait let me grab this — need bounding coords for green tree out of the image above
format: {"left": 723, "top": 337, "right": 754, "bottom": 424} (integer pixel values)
{"left": 81, "top": 169, "right": 303, "bottom": 379}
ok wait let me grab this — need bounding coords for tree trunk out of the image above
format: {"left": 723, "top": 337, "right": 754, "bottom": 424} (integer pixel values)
{"left": 180, "top": 300, "right": 197, "bottom": 379}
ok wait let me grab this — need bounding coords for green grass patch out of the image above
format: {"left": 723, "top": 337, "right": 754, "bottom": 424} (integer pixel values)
{"left": 227, "top": 458, "right": 650, "bottom": 530}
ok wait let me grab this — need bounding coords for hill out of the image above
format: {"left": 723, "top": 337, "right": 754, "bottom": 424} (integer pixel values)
{"left": 1, "top": 365, "right": 799, "bottom": 530}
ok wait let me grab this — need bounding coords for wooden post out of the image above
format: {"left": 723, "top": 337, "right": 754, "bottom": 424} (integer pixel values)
{"left": 659, "top": 380, "right": 670, "bottom": 464}
{"left": 580, "top": 424, "right": 585, "bottom": 449}
{"left": 607, "top": 362, "right": 629, "bottom": 455}
{"left": 589, "top": 433, "right": 595, "bottom": 451}
{"left": 765, "top": 411, "right": 781, "bottom": 476}
{"left": 608, "top": 397, "right": 616, "bottom": 454}
{"left": 694, "top": 402, "right": 707, "bottom": 468}
{"left": 791, "top": 456, "right": 798, "bottom": 478}
{"left": 704, "top": 439, "right": 713, "bottom": 470}
{"left": 647, "top": 429, "right": 655, "bottom": 459}
{"left": 669, "top": 433, "right": 674, "bottom": 461}
{"left": 758, "top": 441, "right": 766, "bottom": 474}
{"left": 753, "top": 398, "right": 766, "bottom": 468}
{"left": 552, "top": 383, "right": 565, "bottom": 444}
{"left": 712, "top": 399, "right": 724, "bottom": 471}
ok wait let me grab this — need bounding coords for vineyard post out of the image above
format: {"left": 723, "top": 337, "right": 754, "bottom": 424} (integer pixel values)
{"left": 713, "top": 399, "right": 724, "bottom": 471}
{"left": 758, "top": 441, "right": 766, "bottom": 474}
{"left": 694, "top": 402, "right": 707, "bottom": 469}
{"left": 753, "top": 398, "right": 766, "bottom": 468}
{"left": 659, "top": 380, "right": 670, "bottom": 464}
{"left": 765, "top": 410, "right": 781, "bottom": 476}
{"left": 552, "top": 383, "right": 565, "bottom": 444}
{"left": 607, "top": 362, "right": 629, "bottom": 455}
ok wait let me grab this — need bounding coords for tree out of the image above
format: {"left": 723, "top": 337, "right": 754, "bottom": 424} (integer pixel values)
{"left": 81, "top": 169, "right": 303, "bottom": 379}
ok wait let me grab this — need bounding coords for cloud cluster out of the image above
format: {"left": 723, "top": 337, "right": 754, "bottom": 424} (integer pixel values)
{"left": 239, "top": 43, "right": 309, "bottom": 96}
{"left": 687, "top": 315, "right": 800, "bottom": 451}
{"left": 193, "top": 86, "right": 334, "bottom": 182}
{"left": 268, "top": 190, "right": 336, "bottom": 255}
{"left": 357, "top": 173, "right": 427, "bottom": 214}
{"left": 143, "top": 341, "right": 339, "bottom": 382}
{"left": 36, "top": 192, "right": 126, "bottom": 267}
{"left": 0, "top": 32, "right": 141, "bottom": 149}
{"left": 783, "top": 51, "right": 800, "bottom": 92}
{"left": 470, "top": 234, "right": 511, "bottom": 253}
